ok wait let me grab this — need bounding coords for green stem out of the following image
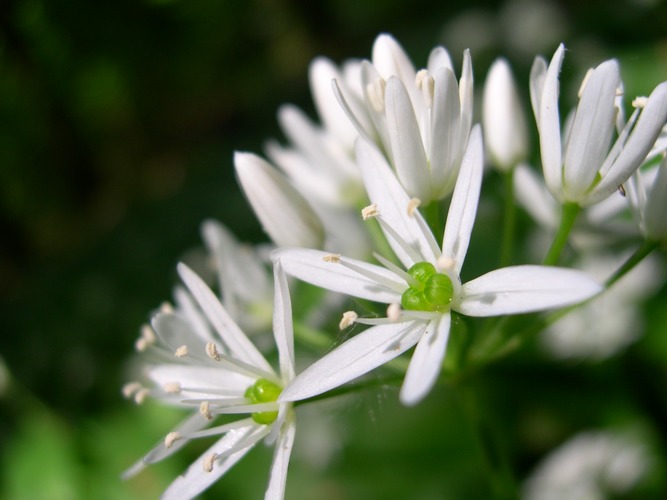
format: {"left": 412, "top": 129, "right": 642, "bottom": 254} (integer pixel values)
{"left": 500, "top": 169, "right": 516, "bottom": 267}
{"left": 605, "top": 239, "right": 659, "bottom": 288}
{"left": 542, "top": 202, "right": 580, "bottom": 265}
{"left": 422, "top": 200, "right": 443, "bottom": 239}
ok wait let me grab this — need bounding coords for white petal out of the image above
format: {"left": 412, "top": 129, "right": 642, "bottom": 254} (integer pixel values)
{"left": 458, "top": 50, "right": 474, "bottom": 148}
{"left": 563, "top": 59, "right": 620, "bottom": 200}
{"left": 513, "top": 163, "right": 559, "bottom": 228}
{"left": 529, "top": 55, "right": 548, "bottom": 126}
{"left": 458, "top": 265, "right": 602, "bottom": 317}
{"left": 441, "top": 124, "right": 484, "bottom": 274}
{"left": 539, "top": 44, "right": 565, "bottom": 198}
{"left": 272, "top": 260, "right": 295, "bottom": 382}
{"left": 427, "top": 46, "right": 453, "bottom": 73}
{"left": 161, "top": 425, "right": 261, "bottom": 500}
{"left": 147, "top": 364, "right": 252, "bottom": 396}
{"left": 645, "top": 161, "right": 667, "bottom": 240}
{"left": 430, "top": 68, "right": 462, "bottom": 196}
{"left": 372, "top": 34, "right": 417, "bottom": 91}
{"left": 274, "top": 247, "right": 404, "bottom": 303}
{"left": 178, "top": 263, "right": 274, "bottom": 374}
{"left": 234, "top": 152, "right": 324, "bottom": 249}
{"left": 152, "top": 311, "right": 209, "bottom": 353}
{"left": 356, "top": 138, "right": 439, "bottom": 267}
{"left": 265, "top": 413, "right": 297, "bottom": 500}
{"left": 399, "top": 315, "right": 451, "bottom": 406}
{"left": 279, "top": 320, "right": 428, "bottom": 402}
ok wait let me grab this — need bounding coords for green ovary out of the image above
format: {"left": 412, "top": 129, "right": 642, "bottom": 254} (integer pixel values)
{"left": 401, "top": 262, "right": 453, "bottom": 312}
{"left": 245, "top": 378, "right": 282, "bottom": 425}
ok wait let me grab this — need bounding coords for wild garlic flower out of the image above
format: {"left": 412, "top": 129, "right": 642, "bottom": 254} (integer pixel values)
{"left": 626, "top": 155, "right": 667, "bottom": 245}
{"left": 523, "top": 431, "right": 649, "bottom": 500}
{"left": 275, "top": 127, "right": 601, "bottom": 406}
{"left": 530, "top": 43, "right": 667, "bottom": 207}
{"left": 123, "top": 261, "right": 297, "bottom": 499}
{"left": 235, "top": 151, "right": 325, "bottom": 249}
{"left": 334, "top": 33, "right": 474, "bottom": 204}
{"left": 482, "top": 57, "right": 529, "bottom": 171}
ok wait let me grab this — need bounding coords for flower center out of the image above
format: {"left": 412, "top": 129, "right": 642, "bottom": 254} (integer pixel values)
{"left": 401, "top": 262, "right": 453, "bottom": 312}
{"left": 244, "top": 378, "right": 282, "bottom": 424}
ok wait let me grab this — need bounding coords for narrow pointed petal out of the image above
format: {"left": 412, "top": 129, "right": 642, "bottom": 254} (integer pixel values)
{"left": 161, "top": 425, "right": 260, "bottom": 500}
{"left": 539, "top": 44, "right": 566, "bottom": 197}
{"left": 385, "top": 76, "right": 430, "bottom": 200}
{"left": 372, "top": 34, "right": 417, "bottom": 90}
{"left": 441, "top": 125, "right": 484, "bottom": 273}
{"left": 399, "top": 315, "right": 451, "bottom": 406}
{"left": 458, "top": 50, "right": 474, "bottom": 145}
{"left": 279, "top": 320, "right": 428, "bottom": 402}
{"left": 645, "top": 161, "right": 667, "bottom": 241}
{"left": 530, "top": 56, "right": 548, "bottom": 125}
{"left": 274, "top": 247, "right": 404, "bottom": 303}
{"left": 430, "top": 68, "right": 462, "bottom": 195}
{"left": 513, "top": 164, "right": 559, "bottom": 228}
{"left": 589, "top": 81, "right": 667, "bottom": 205}
{"left": 178, "top": 263, "right": 274, "bottom": 374}
{"left": 147, "top": 364, "right": 252, "bottom": 396}
{"left": 235, "top": 152, "right": 324, "bottom": 249}
{"left": 458, "top": 265, "right": 602, "bottom": 317}
{"left": 563, "top": 60, "right": 620, "bottom": 200}
{"left": 265, "top": 415, "right": 297, "bottom": 500}
{"left": 356, "top": 138, "right": 439, "bottom": 267}
{"left": 272, "top": 261, "right": 295, "bottom": 382}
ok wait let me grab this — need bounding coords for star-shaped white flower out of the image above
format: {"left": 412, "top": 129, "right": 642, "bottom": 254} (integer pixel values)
{"left": 123, "top": 261, "right": 297, "bottom": 500}
{"left": 275, "top": 126, "right": 602, "bottom": 406}
{"left": 531, "top": 43, "right": 667, "bottom": 206}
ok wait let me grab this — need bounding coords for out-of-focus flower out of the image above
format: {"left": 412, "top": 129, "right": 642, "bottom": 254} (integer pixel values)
{"left": 626, "top": 156, "right": 667, "bottom": 245}
{"left": 235, "top": 152, "right": 325, "bottom": 249}
{"left": 523, "top": 430, "right": 650, "bottom": 500}
{"left": 123, "top": 262, "right": 298, "bottom": 499}
{"left": 542, "top": 252, "right": 663, "bottom": 360}
{"left": 530, "top": 43, "right": 667, "bottom": 206}
{"left": 276, "top": 128, "right": 601, "bottom": 406}
{"left": 483, "top": 58, "right": 529, "bottom": 171}
{"left": 335, "top": 33, "right": 474, "bottom": 204}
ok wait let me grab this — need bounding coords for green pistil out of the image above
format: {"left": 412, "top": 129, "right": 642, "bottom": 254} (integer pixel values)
{"left": 245, "top": 378, "right": 282, "bottom": 425}
{"left": 401, "top": 262, "right": 453, "bottom": 312}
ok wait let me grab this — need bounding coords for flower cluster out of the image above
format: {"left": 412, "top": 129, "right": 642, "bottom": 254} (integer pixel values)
{"left": 123, "top": 34, "right": 667, "bottom": 498}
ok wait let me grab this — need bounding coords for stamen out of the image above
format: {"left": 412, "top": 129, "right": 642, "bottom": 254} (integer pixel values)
{"left": 436, "top": 255, "right": 455, "bottom": 271}
{"left": 367, "top": 77, "right": 386, "bottom": 113}
{"left": 206, "top": 342, "right": 222, "bottom": 361}
{"left": 361, "top": 203, "right": 379, "bottom": 220}
{"left": 407, "top": 198, "right": 421, "bottom": 217}
{"left": 577, "top": 69, "right": 593, "bottom": 99}
{"left": 372, "top": 252, "right": 419, "bottom": 289}
{"left": 164, "top": 432, "right": 181, "bottom": 449}
{"left": 134, "top": 388, "right": 150, "bottom": 405}
{"left": 122, "top": 381, "right": 142, "bottom": 399}
{"left": 135, "top": 324, "right": 157, "bottom": 352}
{"left": 203, "top": 453, "right": 218, "bottom": 473}
{"left": 199, "top": 401, "right": 214, "bottom": 421}
{"left": 615, "top": 87, "right": 624, "bottom": 97}
{"left": 339, "top": 311, "right": 358, "bottom": 329}
{"left": 323, "top": 253, "right": 341, "bottom": 263}
{"left": 416, "top": 70, "right": 435, "bottom": 108}
{"left": 387, "top": 303, "right": 402, "bottom": 322}
{"left": 632, "top": 96, "right": 648, "bottom": 109}
{"left": 174, "top": 345, "right": 189, "bottom": 358}
{"left": 163, "top": 382, "right": 181, "bottom": 394}
{"left": 159, "top": 301, "right": 174, "bottom": 314}
{"left": 135, "top": 338, "right": 149, "bottom": 352}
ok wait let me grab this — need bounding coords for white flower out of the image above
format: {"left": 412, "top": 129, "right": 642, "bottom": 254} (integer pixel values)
{"left": 123, "top": 261, "right": 297, "bottom": 500}
{"left": 275, "top": 126, "right": 602, "bottom": 406}
{"left": 523, "top": 431, "right": 649, "bottom": 500}
{"left": 626, "top": 155, "right": 667, "bottom": 244}
{"left": 334, "top": 33, "right": 474, "bottom": 203}
{"left": 483, "top": 58, "right": 529, "bottom": 171}
{"left": 530, "top": 43, "right": 667, "bottom": 206}
{"left": 235, "top": 151, "right": 325, "bottom": 249}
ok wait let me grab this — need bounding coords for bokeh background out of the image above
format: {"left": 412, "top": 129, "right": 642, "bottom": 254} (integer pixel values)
{"left": 2, "top": 0, "right": 667, "bottom": 498}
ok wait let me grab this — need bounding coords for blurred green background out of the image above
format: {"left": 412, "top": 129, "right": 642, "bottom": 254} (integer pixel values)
{"left": 2, "top": 0, "right": 667, "bottom": 498}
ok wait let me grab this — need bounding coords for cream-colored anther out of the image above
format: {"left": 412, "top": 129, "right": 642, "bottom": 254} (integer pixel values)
{"left": 203, "top": 453, "right": 218, "bottom": 473}
{"left": 136, "top": 324, "right": 157, "bottom": 351}
{"left": 339, "top": 311, "right": 358, "bottom": 330}
{"left": 199, "top": 401, "right": 213, "bottom": 421}
{"left": 163, "top": 382, "right": 181, "bottom": 394}
{"left": 578, "top": 69, "right": 594, "bottom": 98}
{"left": 387, "top": 303, "right": 402, "bottom": 323}
{"left": 206, "top": 342, "right": 222, "bottom": 361}
{"left": 407, "top": 198, "right": 421, "bottom": 217}
{"left": 134, "top": 388, "right": 150, "bottom": 405}
{"left": 322, "top": 253, "right": 341, "bottom": 263}
{"left": 361, "top": 204, "right": 379, "bottom": 220}
{"left": 122, "top": 381, "right": 142, "bottom": 399}
{"left": 367, "top": 77, "right": 387, "bottom": 113}
{"left": 164, "top": 432, "right": 181, "bottom": 449}
{"left": 135, "top": 338, "right": 149, "bottom": 352}
{"left": 416, "top": 69, "right": 435, "bottom": 108}
{"left": 174, "top": 345, "right": 189, "bottom": 358}
{"left": 615, "top": 87, "right": 624, "bottom": 97}
{"left": 436, "top": 255, "right": 456, "bottom": 271}
{"left": 159, "top": 301, "right": 174, "bottom": 314}
{"left": 632, "top": 96, "right": 648, "bottom": 109}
